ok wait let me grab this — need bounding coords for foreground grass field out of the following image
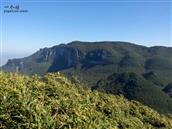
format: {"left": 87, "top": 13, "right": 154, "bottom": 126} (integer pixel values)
{"left": 0, "top": 72, "right": 172, "bottom": 129}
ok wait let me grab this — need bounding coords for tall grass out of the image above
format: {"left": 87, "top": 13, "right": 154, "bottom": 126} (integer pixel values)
{"left": 0, "top": 72, "right": 172, "bottom": 129}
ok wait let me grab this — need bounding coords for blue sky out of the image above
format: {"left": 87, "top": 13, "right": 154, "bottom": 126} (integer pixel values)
{"left": 0, "top": 0, "right": 171, "bottom": 65}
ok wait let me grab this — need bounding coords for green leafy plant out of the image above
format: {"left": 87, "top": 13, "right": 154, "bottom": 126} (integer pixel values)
{"left": 0, "top": 72, "right": 172, "bottom": 129}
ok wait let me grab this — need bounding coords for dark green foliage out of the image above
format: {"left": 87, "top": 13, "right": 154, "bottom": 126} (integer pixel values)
{"left": 93, "top": 72, "right": 172, "bottom": 115}
{"left": 2, "top": 41, "right": 172, "bottom": 86}
{"left": 1, "top": 41, "right": 172, "bottom": 116}
{"left": 163, "top": 83, "right": 172, "bottom": 98}
{"left": 143, "top": 71, "right": 164, "bottom": 87}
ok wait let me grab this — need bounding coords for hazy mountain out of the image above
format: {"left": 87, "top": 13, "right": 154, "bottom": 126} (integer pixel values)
{"left": 1, "top": 41, "right": 172, "bottom": 115}
{"left": 2, "top": 41, "right": 172, "bottom": 87}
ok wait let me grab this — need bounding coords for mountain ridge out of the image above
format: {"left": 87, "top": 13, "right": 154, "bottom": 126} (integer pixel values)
{"left": 2, "top": 41, "right": 172, "bottom": 86}
{"left": 1, "top": 41, "right": 172, "bottom": 115}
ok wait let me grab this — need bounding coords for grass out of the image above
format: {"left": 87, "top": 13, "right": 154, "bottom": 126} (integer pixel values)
{"left": 0, "top": 71, "right": 172, "bottom": 129}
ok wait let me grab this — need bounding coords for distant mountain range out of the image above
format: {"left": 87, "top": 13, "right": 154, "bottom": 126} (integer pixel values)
{"left": 1, "top": 41, "right": 172, "bottom": 115}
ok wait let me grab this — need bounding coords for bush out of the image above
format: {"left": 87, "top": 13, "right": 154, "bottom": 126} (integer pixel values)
{"left": 0, "top": 72, "right": 172, "bottom": 129}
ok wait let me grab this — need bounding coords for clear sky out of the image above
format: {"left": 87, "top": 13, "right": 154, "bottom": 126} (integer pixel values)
{"left": 0, "top": 0, "right": 171, "bottom": 65}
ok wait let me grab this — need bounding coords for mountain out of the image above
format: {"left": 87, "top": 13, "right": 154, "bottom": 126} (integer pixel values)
{"left": 93, "top": 72, "right": 172, "bottom": 115}
{"left": 163, "top": 83, "right": 172, "bottom": 98}
{"left": 1, "top": 41, "right": 172, "bottom": 115}
{"left": 142, "top": 71, "right": 164, "bottom": 87}
{"left": 0, "top": 72, "right": 172, "bottom": 129}
{"left": 2, "top": 41, "right": 172, "bottom": 87}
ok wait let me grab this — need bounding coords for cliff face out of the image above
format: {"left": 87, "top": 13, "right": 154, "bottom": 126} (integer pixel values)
{"left": 2, "top": 45, "right": 82, "bottom": 74}
{"left": 1, "top": 41, "right": 172, "bottom": 115}
{"left": 2, "top": 42, "right": 118, "bottom": 75}
{"left": 47, "top": 46, "right": 81, "bottom": 72}
{"left": 1, "top": 41, "right": 172, "bottom": 86}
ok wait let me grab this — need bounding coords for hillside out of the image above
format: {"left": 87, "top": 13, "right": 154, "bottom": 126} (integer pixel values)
{"left": 2, "top": 41, "right": 172, "bottom": 87}
{"left": 93, "top": 72, "right": 172, "bottom": 115}
{"left": 163, "top": 83, "right": 172, "bottom": 98}
{"left": 0, "top": 72, "right": 172, "bottom": 129}
{"left": 1, "top": 41, "right": 172, "bottom": 116}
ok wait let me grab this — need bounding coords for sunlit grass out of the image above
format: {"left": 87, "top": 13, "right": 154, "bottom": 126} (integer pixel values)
{"left": 0, "top": 71, "right": 172, "bottom": 129}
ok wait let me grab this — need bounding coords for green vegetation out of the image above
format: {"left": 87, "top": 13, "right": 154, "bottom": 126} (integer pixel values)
{"left": 2, "top": 41, "right": 172, "bottom": 86}
{"left": 93, "top": 72, "right": 172, "bottom": 115}
{"left": 0, "top": 72, "right": 172, "bottom": 129}
{"left": 163, "top": 83, "right": 172, "bottom": 98}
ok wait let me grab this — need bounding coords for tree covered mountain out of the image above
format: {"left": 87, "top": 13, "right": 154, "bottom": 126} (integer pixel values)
{"left": 1, "top": 41, "right": 172, "bottom": 115}
{"left": 0, "top": 72, "right": 172, "bottom": 129}
{"left": 2, "top": 41, "right": 172, "bottom": 87}
{"left": 93, "top": 72, "right": 172, "bottom": 115}
{"left": 163, "top": 83, "right": 172, "bottom": 98}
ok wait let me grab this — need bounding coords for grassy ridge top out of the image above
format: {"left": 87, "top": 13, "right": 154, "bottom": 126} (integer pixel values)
{"left": 0, "top": 72, "right": 172, "bottom": 129}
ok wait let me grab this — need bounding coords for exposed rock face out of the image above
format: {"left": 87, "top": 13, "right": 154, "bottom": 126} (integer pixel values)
{"left": 1, "top": 41, "right": 172, "bottom": 86}
{"left": 47, "top": 46, "right": 113, "bottom": 71}
{"left": 48, "top": 46, "right": 82, "bottom": 72}
{"left": 11, "top": 43, "right": 114, "bottom": 72}
{"left": 4, "top": 59, "right": 24, "bottom": 72}
{"left": 3, "top": 45, "right": 83, "bottom": 73}
{"left": 81, "top": 49, "right": 113, "bottom": 68}
{"left": 1, "top": 41, "right": 172, "bottom": 116}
